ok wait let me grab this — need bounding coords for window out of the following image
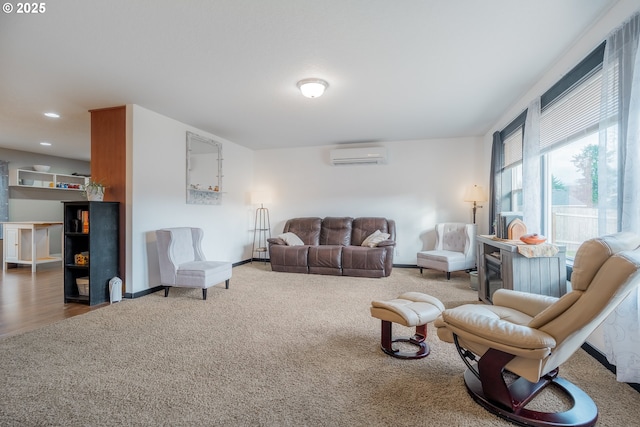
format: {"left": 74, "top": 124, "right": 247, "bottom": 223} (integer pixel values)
{"left": 501, "top": 127, "right": 523, "bottom": 213}
{"left": 542, "top": 133, "right": 617, "bottom": 257}
{"left": 539, "top": 68, "right": 618, "bottom": 258}
{"left": 496, "top": 42, "right": 619, "bottom": 259}
{"left": 498, "top": 110, "right": 527, "bottom": 217}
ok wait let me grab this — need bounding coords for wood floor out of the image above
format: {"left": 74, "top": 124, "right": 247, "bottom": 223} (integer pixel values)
{"left": 0, "top": 262, "right": 106, "bottom": 339}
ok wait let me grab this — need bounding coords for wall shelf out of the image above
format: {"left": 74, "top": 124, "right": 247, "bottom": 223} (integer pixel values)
{"left": 12, "top": 169, "right": 88, "bottom": 191}
{"left": 186, "top": 188, "right": 223, "bottom": 204}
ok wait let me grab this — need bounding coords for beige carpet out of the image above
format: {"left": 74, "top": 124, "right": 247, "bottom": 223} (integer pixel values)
{"left": 1, "top": 265, "right": 638, "bottom": 426}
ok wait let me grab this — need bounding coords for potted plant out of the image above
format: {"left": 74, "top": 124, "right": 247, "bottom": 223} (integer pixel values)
{"left": 83, "top": 179, "right": 106, "bottom": 201}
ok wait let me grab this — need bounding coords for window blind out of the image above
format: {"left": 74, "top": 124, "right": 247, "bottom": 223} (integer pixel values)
{"left": 503, "top": 128, "right": 523, "bottom": 169}
{"left": 539, "top": 69, "right": 605, "bottom": 151}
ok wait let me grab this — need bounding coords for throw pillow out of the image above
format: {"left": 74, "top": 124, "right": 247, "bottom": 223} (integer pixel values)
{"left": 361, "top": 230, "right": 391, "bottom": 247}
{"left": 278, "top": 232, "right": 305, "bottom": 246}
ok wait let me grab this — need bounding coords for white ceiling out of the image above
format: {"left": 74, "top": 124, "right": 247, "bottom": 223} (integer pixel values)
{"left": 0, "top": 0, "right": 618, "bottom": 161}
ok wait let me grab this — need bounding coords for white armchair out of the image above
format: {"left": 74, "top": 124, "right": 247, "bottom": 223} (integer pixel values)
{"left": 417, "top": 223, "right": 476, "bottom": 280}
{"left": 155, "top": 227, "right": 231, "bottom": 300}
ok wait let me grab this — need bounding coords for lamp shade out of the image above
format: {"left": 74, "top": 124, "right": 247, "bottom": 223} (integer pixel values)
{"left": 251, "top": 191, "right": 272, "bottom": 205}
{"left": 297, "top": 78, "right": 328, "bottom": 98}
{"left": 464, "top": 185, "right": 487, "bottom": 202}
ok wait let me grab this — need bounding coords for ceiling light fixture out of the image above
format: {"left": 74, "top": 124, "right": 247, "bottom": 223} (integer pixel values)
{"left": 40, "top": 142, "right": 52, "bottom": 146}
{"left": 44, "top": 112, "right": 60, "bottom": 118}
{"left": 297, "top": 78, "right": 328, "bottom": 98}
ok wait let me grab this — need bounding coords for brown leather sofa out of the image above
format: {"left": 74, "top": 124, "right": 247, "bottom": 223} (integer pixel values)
{"left": 267, "top": 217, "right": 396, "bottom": 277}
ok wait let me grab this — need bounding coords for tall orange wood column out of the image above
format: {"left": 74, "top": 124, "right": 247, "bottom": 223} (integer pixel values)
{"left": 89, "top": 106, "right": 126, "bottom": 284}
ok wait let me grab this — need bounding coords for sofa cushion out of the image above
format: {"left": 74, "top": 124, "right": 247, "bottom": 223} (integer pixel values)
{"left": 351, "top": 218, "right": 393, "bottom": 246}
{"left": 270, "top": 245, "right": 309, "bottom": 274}
{"left": 308, "top": 246, "right": 343, "bottom": 268}
{"left": 342, "top": 246, "right": 387, "bottom": 277}
{"left": 361, "top": 230, "right": 391, "bottom": 247}
{"left": 170, "top": 228, "right": 196, "bottom": 266}
{"left": 278, "top": 232, "right": 304, "bottom": 246}
{"left": 284, "top": 217, "right": 322, "bottom": 246}
{"left": 176, "top": 261, "right": 232, "bottom": 288}
{"left": 417, "top": 250, "right": 468, "bottom": 271}
{"left": 309, "top": 245, "right": 343, "bottom": 275}
{"left": 319, "top": 217, "right": 353, "bottom": 246}
{"left": 440, "top": 223, "right": 468, "bottom": 252}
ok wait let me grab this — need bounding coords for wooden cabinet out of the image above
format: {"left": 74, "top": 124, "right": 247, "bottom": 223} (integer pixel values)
{"left": 477, "top": 235, "right": 567, "bottom": 304}
{"left": 63, "top": 201, "right": 119, "bottom": 305}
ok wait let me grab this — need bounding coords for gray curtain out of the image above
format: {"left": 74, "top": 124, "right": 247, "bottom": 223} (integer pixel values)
{"left": 489, "top": 132, "right": 502, "bottom": 234}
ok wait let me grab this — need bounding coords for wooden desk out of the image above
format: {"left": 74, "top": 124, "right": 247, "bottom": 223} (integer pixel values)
{"left": 2, "top": 222, "right": 63, "bottom": 272}
{"left": 477, "top": 235, "right": 567, "bottom": 304}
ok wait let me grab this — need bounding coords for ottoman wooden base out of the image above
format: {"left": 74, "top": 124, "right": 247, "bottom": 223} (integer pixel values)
{"left": 371, "top": 292, "right": 445, "bottom": 360}
{"left": 381, "top": 320, "right": 429, "bottom": 359}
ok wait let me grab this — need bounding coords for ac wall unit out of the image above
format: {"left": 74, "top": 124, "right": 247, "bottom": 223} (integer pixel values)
{"left": 329, "top": 147, "right": 388, "bottom": 166}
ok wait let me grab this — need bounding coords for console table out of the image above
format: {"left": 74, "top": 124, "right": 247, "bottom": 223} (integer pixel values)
{"left": 477, "top": 235, "right": 567, "bottom": 304}
{"left": 2, "top": 221, "right": 63, "bottom": 272}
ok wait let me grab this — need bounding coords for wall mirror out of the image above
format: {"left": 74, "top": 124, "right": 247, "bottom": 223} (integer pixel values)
{"left": 186, "top": 132, "right": 223, "bottom": 205}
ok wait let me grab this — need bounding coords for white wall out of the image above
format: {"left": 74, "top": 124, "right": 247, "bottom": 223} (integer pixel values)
{"left": 127, "top": 105, "right": 254, "bottom": 294}
{"left": 254, "top": 138, "right": 484, "bottom": 265}
{"left": 125, "top": 107, "right": 484, "bottom": 292}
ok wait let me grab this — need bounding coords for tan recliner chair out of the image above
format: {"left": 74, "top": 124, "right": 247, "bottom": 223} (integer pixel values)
{"left": 435, "top": 232, "right": 640, "bottom": 427}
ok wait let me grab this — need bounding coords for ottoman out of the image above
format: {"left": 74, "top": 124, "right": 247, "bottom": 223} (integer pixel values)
{"left": 370, "top": 292, "right": 445, "bottom": 359}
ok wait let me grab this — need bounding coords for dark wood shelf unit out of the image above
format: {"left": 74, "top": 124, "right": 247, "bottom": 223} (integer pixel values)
{"left": 63, "top": 201, "right": 119, "bottom": 306}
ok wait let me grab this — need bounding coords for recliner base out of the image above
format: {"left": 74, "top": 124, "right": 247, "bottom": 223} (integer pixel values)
{"left": 462, "top": 367, "right": 598, "bottom": 427}
{"left": 451, "top": 338, "right": 598, "bottom": 427}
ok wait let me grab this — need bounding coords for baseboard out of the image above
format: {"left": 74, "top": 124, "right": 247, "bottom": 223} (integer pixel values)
{"left": 124, "top": 286, "right": 164, "bottom": 299}
{"left": 247, "top": 261, "right": 418, "bottom": 268}
{"left": 245, "top": 261, "right": 418, "bottom": 268}
{"left": 581, "top": 342, "right": 640, "bottom": 393}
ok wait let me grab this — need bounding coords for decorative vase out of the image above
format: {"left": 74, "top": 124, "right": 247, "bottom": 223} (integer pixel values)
{"left": 86, "top": 187, "right": 104, "bottom": 201}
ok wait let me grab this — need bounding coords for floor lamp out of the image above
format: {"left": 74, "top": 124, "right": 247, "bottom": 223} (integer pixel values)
{"left": 464, "top": 185, "right": 487, "bottom": 225}
{"left": 251, "top": 191, "right": 272, "bottom": 264}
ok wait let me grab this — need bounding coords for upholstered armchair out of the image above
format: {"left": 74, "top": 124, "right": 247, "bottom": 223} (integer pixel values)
{"left": 435, "top": 232, "right": 640, "bottom": 427}
{"left": 417, "top": 223, "right": 476, "bottom": 279}
{"left": 155, "top": 227, "right": 232, "bottom": 300}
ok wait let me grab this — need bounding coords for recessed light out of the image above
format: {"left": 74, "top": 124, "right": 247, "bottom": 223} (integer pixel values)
{"left": 44, "top": 112, "right": 60, "bottom": 118}
{"left": 40, "top": 142, "right": 52, "bottom": 146}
